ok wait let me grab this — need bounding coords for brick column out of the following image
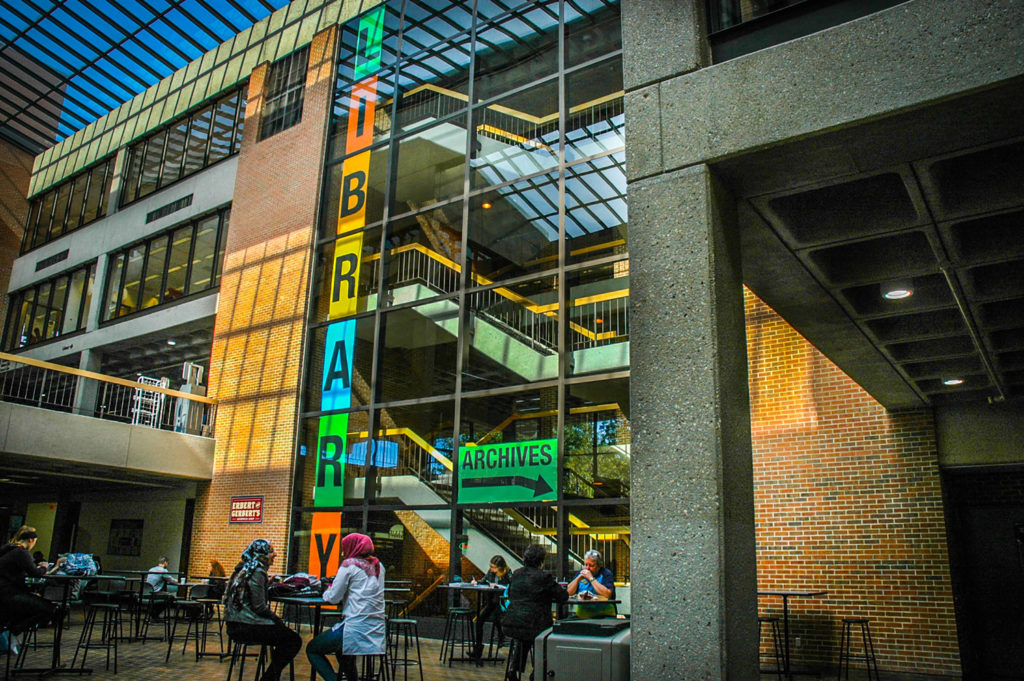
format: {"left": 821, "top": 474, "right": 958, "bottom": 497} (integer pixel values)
{"left": 191, "top": 26, "right": 338, "bottom": 573}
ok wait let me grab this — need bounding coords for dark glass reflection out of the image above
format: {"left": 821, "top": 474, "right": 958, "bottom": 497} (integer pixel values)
{"left": 467, "top": 172, "right": 559, "bottom": 283}
{"left": 565, "top": 56, "right": 624, "bottom": 161}
{"left": 471, "top": 79, "right": 559, "bottom": 188}
{"left": 473, "top": 0, "right": 559, "bottom": 102}
{"left": 565, "top": 151, "right": 626, "bottom": 261}
{"left": 378, "top": 300, "right": 459, "bottom": 401}
{"left": 391, "top": 116, "right": 468, "bottom": 215}
{"left": 382, "top": 202, "right": 463, "bottom": 302}
{"left": 565, "top": 0, "right": 621, "bottom": 67}
{"left": 400, "top": 0, "right": 473, "bottom": 58}
{"left": 564, "top": 377, "right": 630, "bottom": 497}
{"left": 395, "top": 35, "right": 472, "bottom": 133}
{"left": 567, "top": 261, "right": 629, "bottom": 375}
{"left": 462, "top": 276, "right": 559, "bottom": 392}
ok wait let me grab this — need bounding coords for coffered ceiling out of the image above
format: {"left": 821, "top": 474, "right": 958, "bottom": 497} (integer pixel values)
{"left": 722, "top": 77, "right": 1024, "bottom": 410}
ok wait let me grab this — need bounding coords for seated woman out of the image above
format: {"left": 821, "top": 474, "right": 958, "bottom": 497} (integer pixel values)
{"left": 306, "top": 533, "right": 385, "bottom": 681}
{"left": 0, "top": 526, "right": 65, "bottom": 654}
{"left": 501, "top": 545, "right": 567, "bottom": 681}
{"left": 470, "top": 554, "right": 511, "bottom": 660}
{"left": 223, "top": 540, "right": 302, "bottom": 681}
{"left": 566, "top": 549, "right": 616, "bottom": 619}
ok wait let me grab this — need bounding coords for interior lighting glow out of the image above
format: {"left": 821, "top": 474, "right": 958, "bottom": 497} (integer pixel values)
{"left": 943, "top": 378, "right": 965, "bottom": 386}
{"left": 167, "top": 339, "right": 177, "bottom": 345}
{"left": 481, "top": 202, "right": 492, "bottom": 209}
{"left": 881, "top": 279, "right": 914, "bottom": 300}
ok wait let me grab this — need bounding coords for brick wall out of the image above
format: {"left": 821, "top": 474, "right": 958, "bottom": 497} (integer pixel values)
{"left": 190, "top": 26, "right": 338, "bottom": 575}
{"left": 747, "top": 290, "right": 961, "bottom": 677}
{"left": 0, "top": 139, "right": 32, "bottom": 328}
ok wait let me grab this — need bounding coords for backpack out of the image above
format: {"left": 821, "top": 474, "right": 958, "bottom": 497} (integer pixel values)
{"left": 60, "top": 553, "right": 98, "bottom": 576}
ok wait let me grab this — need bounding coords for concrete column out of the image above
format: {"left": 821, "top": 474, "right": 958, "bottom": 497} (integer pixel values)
{"left": 628, "top": 164, "right": 758, "bottom": 680}
{"left": 73, "top": 347, "right": 102, "bottom": 416}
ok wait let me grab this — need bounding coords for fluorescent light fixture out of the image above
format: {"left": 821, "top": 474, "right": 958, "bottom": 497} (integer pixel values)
{"left": 167, "top": 339, "right": 177, "bottom": 345}
{"left": 881, "top": 278, "right": 914, "bottom": 300}
{"left": 943, "top": 378, "right": 965, "bottom": 386}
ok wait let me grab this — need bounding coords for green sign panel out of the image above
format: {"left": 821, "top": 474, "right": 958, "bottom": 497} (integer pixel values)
{"left": 458, "top": 438, "right": 558, "bottom": 503}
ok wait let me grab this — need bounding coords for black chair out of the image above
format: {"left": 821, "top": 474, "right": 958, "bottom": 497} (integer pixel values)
{"left": 503, "top": 638, "right": 535, "bottom": 681}
{"left": 138, "top": 582, "right": 173, "bottom": 643}
{"left": 192, "top": 583, "right": 226, "bottom": 658}
{"left": 837, "top": 617, "right": 880, "bottom": 681}
{"left": 165, "top": 594, "right": 204, "bottom": 662}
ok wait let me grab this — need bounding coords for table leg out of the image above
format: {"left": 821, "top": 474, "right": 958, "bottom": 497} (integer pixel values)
{"left": 308, "top": 605, "right": 322, "bottom": 681}
{"left": 781, "top": 595, "right": 792, "bottom": 681}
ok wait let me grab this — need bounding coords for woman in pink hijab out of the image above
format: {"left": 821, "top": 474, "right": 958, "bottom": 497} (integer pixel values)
{"left": 306, "top": 533, "right": 385, "bottom": 681}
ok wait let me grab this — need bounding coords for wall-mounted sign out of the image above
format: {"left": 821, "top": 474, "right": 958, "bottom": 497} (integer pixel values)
{"left": 230, "top": 496, "right": 264, "bottom": 523}
{"left": 458, "top": 438, "right": 558, "bottom": 504}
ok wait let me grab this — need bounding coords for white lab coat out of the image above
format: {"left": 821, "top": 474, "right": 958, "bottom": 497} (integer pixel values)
{"left": 322, "top": 562, "right": 386, "bottom": 655}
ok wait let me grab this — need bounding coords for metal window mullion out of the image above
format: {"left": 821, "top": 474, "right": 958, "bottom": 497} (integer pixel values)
{"left": 183, "top": 219, "right": 199, "bottom": 296}
{"left": 75, "top": 165, "right": 93, "bottom": 229}
{"left": 555, "top": 0, "right": 570, "bottom": 583}
{"left": 155, "top": 125, "right": 171, "bottom": 190}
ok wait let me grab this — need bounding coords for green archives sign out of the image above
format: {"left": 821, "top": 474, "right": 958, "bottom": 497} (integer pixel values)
{"left": 458, "top": 438, "right": 557, "bottom": 503}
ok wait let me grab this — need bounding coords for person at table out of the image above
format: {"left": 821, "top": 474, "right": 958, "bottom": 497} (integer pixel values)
{"left": 307, "top": 533, "right": 385, "bottom": 681}
{"left": 0, "top": 526, "right": 65, "bottom": 654}
{"left": 470, "top": 554, "right": 511, "bottom": 660}
{"left": 224, "top": 539, "right": 302, "bottom": 681}
{"left": 566, "top": 549, "right": 616, "bottom": 619}
{"left": 146, "top": 555, "right": 177, "bottom": 620}
{"left": 501, "top": 544, "right": 567, "bottom": 681}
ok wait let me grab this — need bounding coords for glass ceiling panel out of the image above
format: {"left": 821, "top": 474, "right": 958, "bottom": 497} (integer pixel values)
{"left": 0, "top": 0, "right": 291, "bottom": 153}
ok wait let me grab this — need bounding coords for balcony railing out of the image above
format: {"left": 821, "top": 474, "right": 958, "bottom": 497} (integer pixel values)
{"left": 0, "top": 352, "right": 216, "bottom": 436}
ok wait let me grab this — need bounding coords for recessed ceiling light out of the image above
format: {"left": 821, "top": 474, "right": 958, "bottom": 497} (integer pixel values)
{"left": 167, "top": 339, "right": 177, "bottom": 345}
{"left": 943, "top": 378, "right": 965, "bottom": 386}
{"left": 481, "top": 202, "right": 492, "bottom": 210}
{"left": 881, "top": 279, "right": 914, "bottom": 300}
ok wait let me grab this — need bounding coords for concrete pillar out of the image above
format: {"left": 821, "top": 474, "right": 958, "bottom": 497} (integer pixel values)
{"left": 73, "top": 347, "right": 102, "bottom": 416}
{"left": 628, "top": 163, "right": 758, "bottom": 679}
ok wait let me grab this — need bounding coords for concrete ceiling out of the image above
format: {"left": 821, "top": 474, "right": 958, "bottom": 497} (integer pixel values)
{"left": 718, "top": 76, "right": 1024, "bottom": 411}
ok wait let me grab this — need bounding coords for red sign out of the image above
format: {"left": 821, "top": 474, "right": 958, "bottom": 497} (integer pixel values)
{"left": 229, "top": 496, "right": 264, "bottom": 523}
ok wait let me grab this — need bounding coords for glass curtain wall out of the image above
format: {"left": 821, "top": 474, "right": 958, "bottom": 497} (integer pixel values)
{"left": 3, "top": 263, "right": 95, "bottom": 350}
{"left": 294, "top": 0, "right": 628, "bottom": 612}
{"left": 22, "top": 157, "right": 116, "bottom": 253}
{"left": 100, "top": 207, "right": 230, "bottom": 321}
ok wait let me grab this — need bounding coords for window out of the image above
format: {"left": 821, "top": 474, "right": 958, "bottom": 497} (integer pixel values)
{"left": 261, "top": 46, "right": 310, "bottom": 140}
{"left": 3, "top": 263, "right": 94, "bottom": 350}
{"left": 22, "top": 157, "right": 115, "bottom": 253}
{"left": 121, "top": 86, "right": 246, "bottom": 207}
{"left": 100, "top": 207, "right": 230, "bottom": 321}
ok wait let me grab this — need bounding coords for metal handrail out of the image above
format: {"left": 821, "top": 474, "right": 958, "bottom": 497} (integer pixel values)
{"left": 0, "top": 351, "right": 216, "bottom": 436}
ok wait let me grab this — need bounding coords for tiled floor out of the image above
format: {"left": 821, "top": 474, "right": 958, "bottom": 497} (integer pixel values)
{"left": 5, "top": 609, "right": 508, "bottom": 681}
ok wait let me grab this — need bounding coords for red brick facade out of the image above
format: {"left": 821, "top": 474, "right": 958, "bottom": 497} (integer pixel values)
{"left": 190, "top": 26, "right": 338, "bottom": 575}
{"left": 747, "top": 290, "right": 961, "bottom": 676}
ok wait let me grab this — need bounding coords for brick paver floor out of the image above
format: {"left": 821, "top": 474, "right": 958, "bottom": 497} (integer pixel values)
{"left": 6, "top": 609, "right": 508, "bottom": 681}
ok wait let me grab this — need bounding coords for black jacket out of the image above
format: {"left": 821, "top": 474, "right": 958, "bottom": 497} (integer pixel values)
{"left": 0, "top": 544, "right": 46, "bottom": 596}
{"left": 500, "top": 566, "right": 567, "bottom": 641}
{"left": 223, "top": 562, "right": 276, "bottom": 626}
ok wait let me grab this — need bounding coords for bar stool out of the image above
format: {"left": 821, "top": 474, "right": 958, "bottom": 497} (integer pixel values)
{"left": 193, "top": 588, "right": 226, "bottom": 658}
{"left": 439, "top": 608, "right": 474, "bottom": 666}
{"left": 73, "top": 594, "right": 122, "bottom": 673}
{"left": 226, "top": 641, "right": 296, "bottom": 681}
{"left": 387, "top": 618, "right": 422, "bottom": 681}
{"left": 837, "top": 617, "right": 880, "bottom": 681}
{"left": 758, "top": 616, "right": 784, "bottom": 681}
{"left": 357, "top": 653, "right": 390, "bottom": 681}
{"left": 504, "top": 638, "right": 534, "bottom": 681}
{"left": 165, "top": 598, "right": 203, "bottom": 661}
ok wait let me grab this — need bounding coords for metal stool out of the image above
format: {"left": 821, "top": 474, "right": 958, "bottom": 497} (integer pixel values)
{"left": 357, "top": 653, "right": 391, "bottom": 681}
{"left": 758, "top": 616, "right": 784, "bottom": 681}
{"left": 226, "top": 640, "right": 295, "bottom": 681}
{"left": 438, "top": 608, "right": 473, "bottom": 666}
{"left": 165, "top": 598, "right": 203, "bottom": 661}
{"left": 837, "top": 617, "right": 880, "bottom": 681}
{"left": 73, "top": 600, "right": 122, "bottom": 673}
{"left": 387, "top": 618, "right": 422, "bottom": 681}
{"left": 504, "top": 638, "right": 534, "bottom": 681}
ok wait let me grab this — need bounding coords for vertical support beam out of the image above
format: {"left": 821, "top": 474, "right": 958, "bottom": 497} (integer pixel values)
{"left": 629, "top": 164, "right": 758, "bottom": 680}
